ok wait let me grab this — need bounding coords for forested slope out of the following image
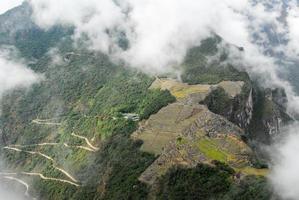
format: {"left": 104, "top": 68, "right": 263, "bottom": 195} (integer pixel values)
{"left": 0, "top": 4, "right": 283, "bottom": 200}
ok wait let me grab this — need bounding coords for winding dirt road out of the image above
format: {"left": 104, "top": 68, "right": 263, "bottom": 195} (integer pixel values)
{"left": 10, "top": 142, "right": 95, "bottom": 152}
{"left": 0, "top": 172, "right": 80, "bottom": 187}
{"left": 3, "top": 147, "right": 79, "bottom": 183}
{"left": 31, "top": 119, "right": 62, "bottom": 126}
{"left": 2, "top": 118, "right": 100, "bottom": 190}
{"left": 63, "top": 143, "right": 95, "bottom": 152}
{"left": 71, "top": 133, "right": 99, "bottom": 151}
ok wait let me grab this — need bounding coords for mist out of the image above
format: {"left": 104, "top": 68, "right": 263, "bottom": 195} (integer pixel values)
{"left": 0, "top": 47, "right": 40, "bottom": 200}
{"left": 0, "top": 158, "right": 30, "bottom": 200}
{"left": 269, "top": 124, "right": 299, "bottom": 200}
{"left": 1, "top": 0, "right": 299, "bottom": 199}
{"left": 28, "top": 0, "right": 281, "bottom": 74}
{"left": 0, "top": 49, "right": 41, "bottom": 98}
{"left": 0, "top": 183, "right": 27, "bottom": 200}
{"left": 0, "top": 0, "right": 23, "bottom": 14}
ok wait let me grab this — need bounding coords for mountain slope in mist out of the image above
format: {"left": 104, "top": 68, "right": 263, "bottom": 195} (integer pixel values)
{"left": 0, "top": 2, "right": 295, "bottom": 200}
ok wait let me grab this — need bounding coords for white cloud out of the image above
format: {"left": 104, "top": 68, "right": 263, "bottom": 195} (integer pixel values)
{"left": 286, "top": 1, "right": 299, "bottom": 57}
{"left": 269, "top": 123, "right": 299, "bottom": 200}
{"left": 0, "top": 0, "right": 23, "bottom": 14}
{"left": 28, "top": 0, "right": 284, "bottom": 75}
{"left": 0, "top": 48, "right": 40, "bottom": 198}
{"left": 0, "top": 49, "right": 41, "bottom": 97}
{"left": 27, "top": 0, "right": 299, "bottom": 118}
{"left": 0, "top": 184, "right": 26, "bottom": 200}
{"left": 30, "top": 0, "right": 126, "bottom": 55}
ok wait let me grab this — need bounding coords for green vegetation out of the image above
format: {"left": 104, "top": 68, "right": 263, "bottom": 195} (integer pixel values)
{"left": 203, "top": 87, "right": 232, "bottom": 116}
{"left": 198, "top": 139, "right": 228, "bottom": 162}
{"left": 181, "top": 37, "right": 249, "bottom": 85}
{"left": 0, "top": 44, "right": 174, "bottom": 199}
{"left": 156, "top": 162, "right": 234, "bottom": 200}
{"left": 0, "top": 6, "right": 274, "bottom": 199}
{"left": 248, "top": 86, "right": 293, "bottom": 144}
{"left": 14, "top": 26, "right": 73, "bottom": 59}
{"left": 156, "top": 162, "right": 271, "bottom": 200}
{"left": 223, "top": 175, "right": 272, "bottom": 200}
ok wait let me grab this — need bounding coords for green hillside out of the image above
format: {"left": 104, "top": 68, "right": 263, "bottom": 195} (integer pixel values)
{"left": 0, "top": 4, "right": 277, "bottom": 200}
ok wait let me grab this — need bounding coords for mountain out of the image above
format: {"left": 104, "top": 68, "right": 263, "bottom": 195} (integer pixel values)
{"left": 0, "top": 3, "right": 290, "bottom": 200}
{"left": 0, "top": 2, "right": 72, "bottom": 59}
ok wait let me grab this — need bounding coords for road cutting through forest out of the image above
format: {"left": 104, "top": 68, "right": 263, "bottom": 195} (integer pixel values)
{"left": 31, "top": 119, "right": 62, "bottom": 126}
{"left": 63, "top": 143, "right": 95, "bottom": 152}
{"left": 10, "top": 142, "right": 95, "bottom": 152}
{"left": 3, "top": 147, "right": 79, "bottom": 183}
{"left": 22, "top": 172, "right": 80, "bottom": 187}
{"left": 10, "top": 143, "right": 58, "bottom": 147}
{"left": 71, "top": 133, "right": 99, "bottom": 151}
{"left": 0, "top": 172, "right": 80, "bottom": 187}
{"left": 2, "top": 118, "right": 100, "bottom": 189}
{"left": 30, "top": 118, "right": 99, "bottom": 151}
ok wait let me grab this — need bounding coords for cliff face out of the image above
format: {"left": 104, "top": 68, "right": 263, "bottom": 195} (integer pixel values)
{"left": 203, "top": 81, "right": 254, "bottom": 130}
{"left": 202, "top": 80, "right": 293, "bottom": 145}
{"left": 249, "top": 87, "right": 293, "bottom": 144}
{"left": 180, "top": 37, "right": 256, "bottom": 136}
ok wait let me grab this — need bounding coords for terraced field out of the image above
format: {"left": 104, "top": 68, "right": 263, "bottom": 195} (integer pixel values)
{"left": 150, "top": 78, "right": 244, "bottom": 102}
{"left": 132, "top": 78, "right": 267, "bottom": 185}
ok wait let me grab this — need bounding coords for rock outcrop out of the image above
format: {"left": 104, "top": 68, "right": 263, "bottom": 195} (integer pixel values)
{"left": 132, "top": 78, "right": 266, "bottom": 185}
{"left": 203, "top": 81, "right": 253, "bottom": 130}
{"left": 249, "top": 87, "right": 293, "bottom": 144}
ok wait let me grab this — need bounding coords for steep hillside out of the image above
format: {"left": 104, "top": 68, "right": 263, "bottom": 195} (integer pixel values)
{"left": 0, "top": 4, "right": 279, "bottom": 200}
{"left": 0, "top": 46, "right": 177, "bottom": 199}
{"left": 0, "top": 2, "right": 72, "bottom": 59}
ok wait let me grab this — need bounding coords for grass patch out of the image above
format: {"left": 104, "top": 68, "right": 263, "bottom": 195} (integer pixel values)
{"left": 172, "top": 85, "right": 210, "bottom": 99}
{"left": 198, "top": 139, "right": 228, "bottom": 162}
{"left": 238, "top": 167, "right": 269, "bottom": 177}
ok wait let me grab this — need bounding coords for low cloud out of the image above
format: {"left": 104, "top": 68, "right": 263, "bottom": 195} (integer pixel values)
{"left": 0, "top": 47, "right": 39, "bottom": 198}
{"left": 28, "top": 0, "right": 284, "bottom": 75}
{"left": 0, "top": 49, "right": 41, "bottom": 97}
{"left": 0, "top": 184, "right": 26, "bottom": 200}
{"left": 269, "top": 123, "right": 299, "bottom": 200}
{"left": 286, "top": 1, "right": 299, "bottom": 57}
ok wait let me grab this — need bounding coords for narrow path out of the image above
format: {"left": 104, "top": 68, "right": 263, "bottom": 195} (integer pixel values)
{"left": 71, "top": 133, "right": 99, "bottom": 151}
{"left": 63, "top": 143, "right": 95, "bottom": 152}
{"left": 22, "top": 172, "right": 80, "bottom": 187}
{"left": 11, "top": 143, "right": 58, "bottom": 148}
{"left": 31, "top": 119, "right": 61, "bottom": 126}
{"left": 10, "top": 143, "right": 95, "bottom": 152}
{"left": 3, "top": 147, "right": 78, "bottom": 183}
{"left": 0, "top": 172, "right": 79, "bottom": 187}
